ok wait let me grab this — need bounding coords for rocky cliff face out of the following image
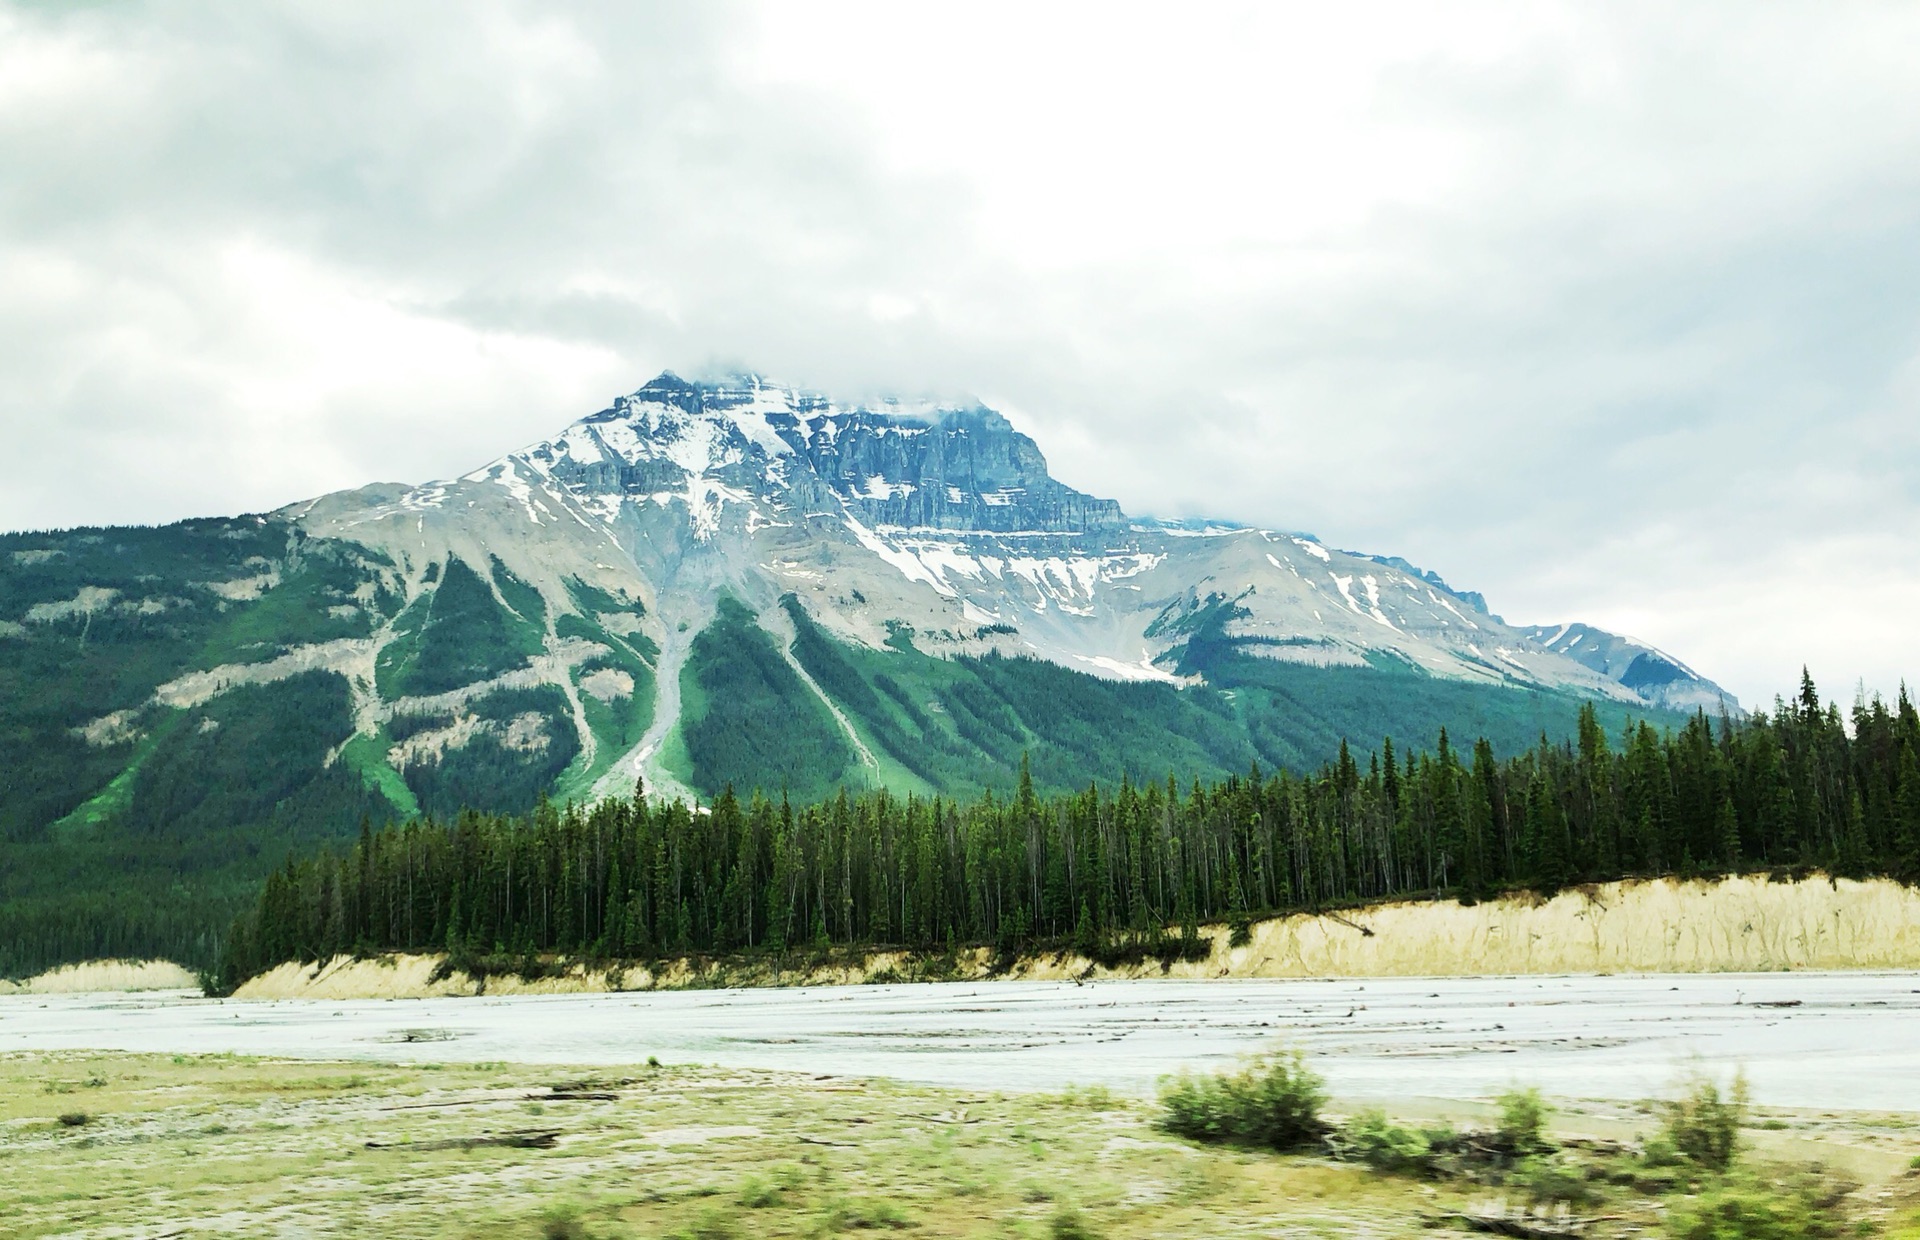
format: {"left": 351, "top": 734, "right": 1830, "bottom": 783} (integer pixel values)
{"left": 526, "top": 373, "right": 1124, "bottom": 538}
{"left": 796, "top": 403, "right": 1127, "bottom": 535}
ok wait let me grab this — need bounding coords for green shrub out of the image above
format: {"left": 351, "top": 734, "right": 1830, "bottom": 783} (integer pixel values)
{"left": 665, "top": 1207, "right": 737, "bottom": 1240}
{"left": 538, "top": 1203, "right": 590, "bottom": 1240}
{"left": 1157, "top": 1048, "right": 1327, "bottom": 1151}
{"left": 1631, "top": 1164, "right": 1688, "bottom": 1195}
{"left": 1494, "top": 1087, "right": 1551, "bottom": 1154}
{"left": 1641, "top": 1135, "right": 1685, "bottom": 1168}
{"left": 1334, "top": 1108, "right": 1439, "bottom": 1176}
{"left": 57, "top": 1111, "right": 90, "bottom": 1127}
{"left": 822, "top": 1197, "right": 913, "bottom": 1231}
{"left": 1666, "top": 1176, "right": 1847, "bottom": 1239}
{"left": 737, "top": 1176, "right": 782, "bottom": 1209}
{"left": 737, "top": 1165, "right": 804, "bottom": 1209}
{"left": 1665, "top": 1073, "right": 1750, "bottom": 1172}
{"left": 1048, "top": 1203, "right": 1100, "bottom": 1240}
{"left": 1511, "top": 1155, "right": 1600, "bottom": 1207}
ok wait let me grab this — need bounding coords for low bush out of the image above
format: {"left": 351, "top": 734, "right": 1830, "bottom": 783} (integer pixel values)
{"left": 1510, "top": 1154, "right": 1601, "bottom": 1207}
{"left": 1641, "top": 1135, "right": 1685, "bottom": 1168}
{"left": 57, "top": 1111, "right": 90, "bottom": 1127}
{"left": 1666, "top": 1175, "right": 1849, "bottom": 1239}
{"left": 737, "top": 1164, "right": 804, "bottom": 1208}
{"left": 822, "top": 1197, "right": 913, "bottom": 1231}
{"left": 664, "top": 1207, "right": 737, "bottom": 1240}
{"left": 1333, "top": 1109, "right": 1442, "bottom": 1176}
{"left": 1083, "top": 930, "right": 1211, "bottom": 970}
{"left": 1048, "top": 1203, "right": 1100, "bottom": 1240}
{"left": 1494, "top": 1087, "right": 1551, "bottom": 1155}
{"left": 538, "top": 1203, "right": 590, "bottom": 1240}
{"left": 1665, "top": 1072, "right": 1750, "bottom": 1172}
{"left": 1157, "top": 1048, "right": 1327, "bottom": 1151}
{"left": 737, "top": 1176, "right": 783, "bottom": 1209}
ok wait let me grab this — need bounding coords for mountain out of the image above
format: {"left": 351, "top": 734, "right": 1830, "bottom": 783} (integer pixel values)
{"left": 1516, "top": 622, "right": 1731, "bottom": 713}
{"left": 0, "top": 370, "right": 1736, "bottom": 972}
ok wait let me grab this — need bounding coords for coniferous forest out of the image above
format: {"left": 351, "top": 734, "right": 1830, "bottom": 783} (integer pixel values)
{"left": 215, "top": 673, "right": 1920, "bottom": 991}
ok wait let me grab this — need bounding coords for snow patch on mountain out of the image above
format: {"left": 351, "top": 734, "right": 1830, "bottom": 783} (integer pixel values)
{"left": 289, "top": 370, "right": 1735, "bottom": 716}
{"left": 1072, "top": 651, "right": 1193, "bottom": 685}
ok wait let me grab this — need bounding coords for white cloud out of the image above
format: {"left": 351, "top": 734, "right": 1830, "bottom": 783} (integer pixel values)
{"left": 2, "top": 1, "right": 1916, "bottom": 707}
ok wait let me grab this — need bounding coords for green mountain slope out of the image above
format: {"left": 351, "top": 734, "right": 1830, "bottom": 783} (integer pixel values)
{"left": 1, "top": 516, "right": 1690, "bottom": 978}
{"left": 0, "top": 519, "right": 650, "bottom": 975}
{"left": 758, "top": 594, "right": 1673, "bottom": 802}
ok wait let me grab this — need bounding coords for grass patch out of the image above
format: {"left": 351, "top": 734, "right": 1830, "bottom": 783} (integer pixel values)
{"left": 0, "top": 1051, "right": 1905, "bottom": 1239}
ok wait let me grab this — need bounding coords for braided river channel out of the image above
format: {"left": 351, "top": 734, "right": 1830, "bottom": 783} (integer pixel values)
{"left": 5, "top": 972, "right": 1917, "bottom": 1109}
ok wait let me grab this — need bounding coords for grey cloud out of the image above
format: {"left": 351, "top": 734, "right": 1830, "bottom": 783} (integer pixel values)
{"left": 2, "top": 2, "right": 1916, "bottom": 705}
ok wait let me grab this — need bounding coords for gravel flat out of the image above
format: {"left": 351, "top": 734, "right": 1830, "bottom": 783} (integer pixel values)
{"left": 6, "top": 971, "right": 1917, "bottom": 1108}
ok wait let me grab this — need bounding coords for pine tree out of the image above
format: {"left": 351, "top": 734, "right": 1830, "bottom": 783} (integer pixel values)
{"left": 215, "top": 681, "right": 1920, "bottom": 993}
{"left": 1714, "top": 797, "right": 1741, "bottom": 869}
{"left": 1896, "top": 743, "right": 1920, "bottom": 877}
{"left": 444, "top": 885, "right": 465, "bottom": 959}
{"left": 1839, "top": 792, "right": 1868, "bottom": 878}
{"left": 1430, "top": 730, "right": 1466, "bottom": 893}
{"left": 1466, "top": 738, "right": 1499, "bottom": 900}
{"left": 1529, "top": 775, "right": 1570, "bottom": 891}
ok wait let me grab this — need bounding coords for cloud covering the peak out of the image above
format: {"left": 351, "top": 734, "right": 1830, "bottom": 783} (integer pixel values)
{"left": 3, "top": 1, "right": 1917, "bottom": 706}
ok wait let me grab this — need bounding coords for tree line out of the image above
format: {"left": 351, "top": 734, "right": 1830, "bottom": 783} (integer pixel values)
{"left": 215, "top": 672, "right": 1920, "bottom": 990}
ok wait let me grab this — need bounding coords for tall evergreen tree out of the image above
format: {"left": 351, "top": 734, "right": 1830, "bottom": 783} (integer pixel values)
{"left": 212, "top": 675, "right": 1920, "bottom": 990}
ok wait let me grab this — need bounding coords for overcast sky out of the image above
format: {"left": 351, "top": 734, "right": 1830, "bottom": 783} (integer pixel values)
{"left": 4, "top": 2, "right": 1916, "bottom": 708}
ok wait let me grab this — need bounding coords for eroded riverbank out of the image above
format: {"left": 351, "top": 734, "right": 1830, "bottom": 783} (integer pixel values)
{"left": 0, "top": 959, "right": 197, "bottom": 995}
{"left": 229, "top": 873, "right": 1920, "bottom": 1001}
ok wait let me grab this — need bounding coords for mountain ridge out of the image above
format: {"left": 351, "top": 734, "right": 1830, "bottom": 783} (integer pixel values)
{"left": 1, "top": 369, "right": 1738, "bottom": 974}
{"left": 279, "top": 369, "right": 1739, "bottom": 802}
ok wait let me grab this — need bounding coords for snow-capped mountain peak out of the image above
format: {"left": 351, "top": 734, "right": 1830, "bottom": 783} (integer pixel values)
{"left": 292, "top": 370, "right": 1738, "bottom": 803}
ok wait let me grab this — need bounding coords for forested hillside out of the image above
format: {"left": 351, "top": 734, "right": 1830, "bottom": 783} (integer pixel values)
{"left": 0, "top": 521, "right": 1670, "bottom": 977}
{"left": 0, "top": 522, "right": 632, "bottom": 977}
{"left": 216, "top": 673, "right": 1920, "bottom": 991}
{"left": 672, "top": 593, "right": 1675, "bottom": 803}
{"left": 0, "top": 520, "right": 399, "bottom": 974}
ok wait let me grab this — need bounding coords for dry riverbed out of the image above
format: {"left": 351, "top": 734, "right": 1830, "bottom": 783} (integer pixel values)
{"left": 5, "top": 1051, "right": 1920, "bottom": 1238}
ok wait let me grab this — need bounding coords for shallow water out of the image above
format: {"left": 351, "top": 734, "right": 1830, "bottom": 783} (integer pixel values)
{"left": 4, "top": 972, "right": 1916, "bottom": 1109}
